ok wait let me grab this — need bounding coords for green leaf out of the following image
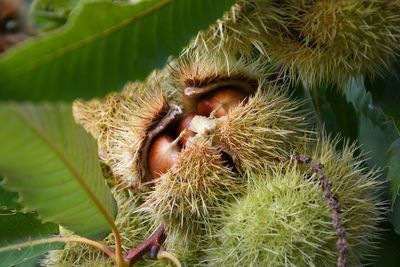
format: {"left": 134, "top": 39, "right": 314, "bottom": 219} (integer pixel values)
{"left": 309, "top": 84, "right": 358, "bottom": 144}
{"left": 30, "top": 0, "right": 112, "bottom": 32}
{"left": 363, "top": 222, "right": 400, "bottom": 267}
{"left": 15, "top": 255, "right": 43, "bottom": 267}
{"left": 388, "top": 141, "right": 400, "bottom": 233}
{"left": 0, "top": 103, "right": 116, "bottom": 239}
{"left": 393, "top": 197, "right": 400, "bottom": 236}
{"left": 0, "top": 0, "right": 235, "bottom": 101}
{"left": 388, "top": 140, "right": 400, "bottom": 203}
{"left": 365, "top": 59, "right": 400, "bottom": 132}
{"left": 345, "top": 78, "right": 400, "bottom": 234}
{"left": 0, "top": 178, "right": 21, "bottom": 211}
{"left": 0, "top": 209, "right": 61, "bottom": 267}
{"left": 346, "top": 79, "right": 399, "bottom": 169}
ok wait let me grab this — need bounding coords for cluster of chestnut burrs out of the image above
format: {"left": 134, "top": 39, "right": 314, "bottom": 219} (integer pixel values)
{"left": 71, "top": 50, "right": 383, "bottom": 266}
{"left": 135, "top": 68, "right": 307, "bottom": 240}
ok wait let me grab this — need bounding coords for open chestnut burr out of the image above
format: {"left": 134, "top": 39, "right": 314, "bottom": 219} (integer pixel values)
{"left": 146, "top": 84, "right": 252, "bottom": 180}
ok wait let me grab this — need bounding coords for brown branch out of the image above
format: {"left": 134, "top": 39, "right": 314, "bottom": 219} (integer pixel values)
{"left": 295, "top": 155, "right": 347, "bottom": 267}
{"left": 123, "top": 225, "right": 166, "bottom": 265}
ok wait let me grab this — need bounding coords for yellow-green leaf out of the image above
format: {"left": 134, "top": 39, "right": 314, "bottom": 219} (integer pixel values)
{"left": 0, "top": 103, "right": 116, "bottom": 239}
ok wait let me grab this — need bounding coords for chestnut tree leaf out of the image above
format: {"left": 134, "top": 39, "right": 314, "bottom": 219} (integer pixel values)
{"left": 0, "top": 0, "right": 235, "bottom": 101}
{"left": 365, "top": 58, "right": 400, "bottom": 132}
{"left": 0, "top": 103, "right": 116, "bottom": 239}
{"left": 345, "top": 78, "right": 400, "bottom": 233}
{"left": 0, "top": 209, "right": 61, "bottom": 267}
{"left": 346, "top": 78, "right": 399, "bottom": 171}
{"left": 388, "top": 140, "right": 400, "bottom": 203}
{"left": 367, "top": 222, "right": 400, "bottom": 266}
{"left": 30, "top": 0, "right": 112, "bottom": 32}
{"left": 307, "top": 84, "right": 359, "bottom": 145}
{"left": 0, "top": 177, "right": 21, "bottom": 211}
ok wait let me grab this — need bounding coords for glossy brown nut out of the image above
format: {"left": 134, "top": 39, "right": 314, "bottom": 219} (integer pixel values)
{"left": 176, "top": 112, "right": 198, "bottom": 146}
{"left": 197, "top": 88, "right": 247, "bottom": 118}
{"left": 148, "top": 134, "right": 181, "bottom": 179}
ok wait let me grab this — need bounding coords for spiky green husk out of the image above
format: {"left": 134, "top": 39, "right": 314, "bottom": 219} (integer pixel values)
{"left": 142, "top": 136, "right": 243, "bottom": 246}
{"left": 42, "top": 188, "right": 155, "bottom": 267}
{"left": 206, "top": 166, "right": 335, "bottom": 266}
{"left": 264, "top": 0, "right": 400, "bottom": 87}
{"left": 216, "top": 87, "right": 310, "bottom": 173}
{"left": 191, "top": 0, "right": 400, "bottom": 88}
{"left": 301, "top": 136, "right": 385, "bottom": 264}
{"left": 186, "top": 0, "right": 277, "bottom": 58}
{"left": 206, "top": 136, "right": 384, "bottom": 266}
{"left": 158, "top": 230, "right": 205, "bottom": 267}
{"left": 73, "top": 78, "right": 170, "bottom": 186}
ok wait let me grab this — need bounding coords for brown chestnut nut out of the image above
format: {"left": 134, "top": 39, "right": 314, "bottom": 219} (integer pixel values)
{"left": 176, "top": 112, "right": 198, "bottom": 146}
{"left": 148, "top": 134, "right": 181, "bottom": 179}
{"left": 197, "top": 88, "right": 247, "bottom": 118}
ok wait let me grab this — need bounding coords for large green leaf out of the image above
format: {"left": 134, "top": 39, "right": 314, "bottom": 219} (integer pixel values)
{"left": 0, "top": 0, "right": 235, "bottom": 101}
{"left": 345, "top": 79, "right": 400, "bottom": 233}
{"left": 0, "top": 209, "right": 61, "bottom": 267}
{"left": 0, "top": 103, "right": 116, "bottom": 239}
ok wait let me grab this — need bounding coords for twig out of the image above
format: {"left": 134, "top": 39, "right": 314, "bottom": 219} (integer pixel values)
{"left": 294, "top": 155, "right": 347, "bottom": 267}
{"left": 123, "top": 225, "right": 166, "bottom": 265}
{"left": 0, "top": 236, "right": 116, "bottom": 261}
{"left": 157, "top": 250, "right": 182, "bottom": 267}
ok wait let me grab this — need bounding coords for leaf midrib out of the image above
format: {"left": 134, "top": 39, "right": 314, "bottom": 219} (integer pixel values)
{"left": 10, "top": 0, "right": 173, "bottom": 74}
{"left": 10, "top": 106, "right": 114, "bottom": 227}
